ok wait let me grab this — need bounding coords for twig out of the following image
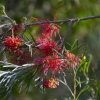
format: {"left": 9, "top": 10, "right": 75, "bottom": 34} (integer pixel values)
{"left": 0, "top": 61, "right": 12, "bottom": 65}
{"left": 73, "top": 68, "right": 77, "bottom": 100}
{"left": 60, "top": 21, "right": 75, "bottom": 47}
{"left": 26, "top": 14, "right": 100, "bottom": 27}
{"left": 59, "top": 79, "right": 74, "bottom": 97}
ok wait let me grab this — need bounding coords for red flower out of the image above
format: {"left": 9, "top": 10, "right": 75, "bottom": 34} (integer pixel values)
{"left": 4, "top": 36, "right": 22, "bottom": 51}
{"left": 43, "top": 77, "right": 59, "bottom": 88}
{"left": 37, "top": 37, "right": 60, "bottom": 55}
{"left": 33, "top": 17, "right": 61, "bottom": 38}
{"left": 34, "top": 51, "right": 81, "bottom": 76}
{"left": 41, "top": 54, "right": 64, "bottom": 75}
{"left": 64, "top": 51, "right": 81, "bottom": 67}
{"left": 41, "top": 24, "right": 60, "bottom": 38}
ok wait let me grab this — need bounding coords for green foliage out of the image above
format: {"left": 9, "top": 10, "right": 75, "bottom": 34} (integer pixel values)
{"left": 0, "top": 64, "right": 39, "bottom": 99}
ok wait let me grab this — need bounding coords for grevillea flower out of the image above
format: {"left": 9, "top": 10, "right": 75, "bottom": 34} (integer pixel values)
{"left": 34, "top": 18, "right": 61, "bottom": 56}
{"left": 43, "top": 77, "right": 59, "bottom": 88}
{"left": 41, "top": 24, "right": 60, "bottom": 38}
{"left": 40, "top": 54, "right": 64, "bottom": 75}
{"left": 64, "top": 51, "right": 81, "bottom": 68}
{"left": 33, "top": 17, "right": 61, "bottom": 38}
{"left": 34, "top": 51, "right": 81, "bottom": 76}
{"left": 4, "top": 36, "right": 22, "bottom": 51}
{"left": 37, "top": 37, "right": 60, "bottom": 56}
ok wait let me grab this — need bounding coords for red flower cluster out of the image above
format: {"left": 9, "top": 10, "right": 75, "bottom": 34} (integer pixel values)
{"left": 40, "top": 24, "right": 60, "bottom": 37}
{"left": 33, "top": 17, "right": 60, "bottom": 37}
{"left": 33, "top": 19, "right": 81, "bottom": 88}
{"left": 36, "top": 22, "right": 61, "bottom": 56}
{"left": 2, "top": 17, "right": 82, "bottom": 88}
{"left": 64, "top": 51, "right": 81, "bottom": 68}
{"left": 3, "top": 36, "right": 32, "bottom": 65}
{"left": 4, "top": 36, "right": 22, "bottom": 51}
{"left": 41, "top": 54, "right": 64, "bottom": 75}
{"left": 34, "top": 21, "right": 63, "bottom": 75}
{"left": 37, "top": 37, "right": 60, "bottom": 56}
{"left": 43, "top": 77, "right": 59, "bottom": 88}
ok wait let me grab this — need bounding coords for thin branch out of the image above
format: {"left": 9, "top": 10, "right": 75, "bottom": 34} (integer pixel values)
{"left": 59, "top": 79, "right": 74, "bottom": 97}
{"left": 0, "top": 61, "right": 12, "bottom": 65}
{"left": 26, "top": 14, "right": 100, "bottom": 27}
{"left": 73, "top": 68, "right": 77, "bottom": 100}
{"left": 60, "top": 21, "right": 75, "bottom": 47}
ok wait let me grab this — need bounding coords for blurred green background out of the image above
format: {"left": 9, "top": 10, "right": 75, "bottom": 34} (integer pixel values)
{"left": 0, "top": 0, "right": 100, "bottom": 100}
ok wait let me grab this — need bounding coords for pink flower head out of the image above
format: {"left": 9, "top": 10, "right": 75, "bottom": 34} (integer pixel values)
{"left": 41, "top": 23, "right": 60, "bottom": 38}
{"left": 4, "top": 36, "right": 22, "bottom": 51}
{"left": 33, "top": 17, "right": 61, "bottom": 38}
{"left": 64, "top": 51, "right": 81, "bottom": 68}
{"left": 37, "top": 37, "right": 60, "bottom": 56}
{"left": 43, "top": 77, "right": 59, "bottom": 88}
{"left": 41, "top": 54, "right": 64, "bottom": 75}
